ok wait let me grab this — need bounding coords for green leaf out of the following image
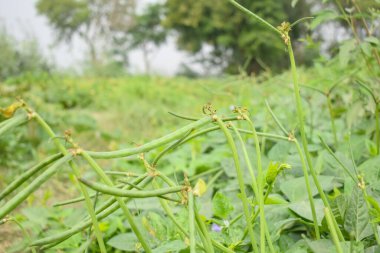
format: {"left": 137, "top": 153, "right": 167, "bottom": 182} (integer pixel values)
{"left": 358, "top": 156, "right": 380, "bottom": 191}
{"left": 288, "top": 199, "right": 325, "bottom": 225}
{"left": 365, "top": 36, "right": 380, "bottom": 45}
{"left": 339, "top": 39, "right": 356, "bottom": 68}
{"left": 344, "top": 187, "right": 370, "bottom": 241}
{"left": 212, "top": 191, "right": 234, "bottom": 219}
{"left": 152, "top": 240, "right": 187, "bottom": 253}
{"left": 291, "top": 0, "right": 299, "bottom": 8}
{"left": 305, "top": 239, "right": 351, "bottom": 253}
{"left": 361, "top": 42, "right": 372, "bottom": 57}
{"left": 107, "top": 233, "right": 139, "bottom": 251}
{"left": 310, "top": 10, "right": 339, "bottom": 29}
{"left": 280, "top": 176, "right": 341, "bottom": 202}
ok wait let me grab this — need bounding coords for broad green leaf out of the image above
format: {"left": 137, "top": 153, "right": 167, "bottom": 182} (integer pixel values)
{"left": 344, "top": 187, "right": 370, "bottom": 241}
{"left": 280, "top": 176, "right": 341, "bottom": 202}
{"left": 152, "top": 240, "right": 187, "bottom": 253}
{"left": 305, "top": 239, "right": 351, "bottom": 253}
{"left": 212, "top": 191, "right": 234, "bottom": 219}
{"left": 107, "top": 233, "right": 139, "bottom": 251}
{"left": 288, "top": 199, "right": 325, "bottom": 225}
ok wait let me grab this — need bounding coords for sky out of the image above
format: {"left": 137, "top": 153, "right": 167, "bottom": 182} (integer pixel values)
{"left": 0, "top": 0, "right": 186, "bottom": 75}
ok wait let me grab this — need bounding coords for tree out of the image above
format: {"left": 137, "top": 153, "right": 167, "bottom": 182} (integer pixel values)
{"left": 36, "top": 0, "right": 136, "bottom": 66}
{"left": 0, "top": 28, "right": 50, "bottom": 80}
{"left": 113, "top": 3, "right": 167, "bottom": 73}
{"left": 162, "top": 0, "right": 311, "bottom": 74}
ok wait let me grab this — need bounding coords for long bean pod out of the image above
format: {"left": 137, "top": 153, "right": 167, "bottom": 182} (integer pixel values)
{"left": 79, "top": 178, "right": 184, "bottom": 198}
{"left": 30, "top": 175, "right": 152, "bottom": 247}
{"left": 0, "top": 154, "right": 73, "bottom": 219}
{"left": 0, "top": 113, "right": 29, "bottom": 137}
{"left": 86, "top": 117, "right": 211, "bottom": 159}
{"left": 0, "top": 153, "right": 63, "bottom": 201}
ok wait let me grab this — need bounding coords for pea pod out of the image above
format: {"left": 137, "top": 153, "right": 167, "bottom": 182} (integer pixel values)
{"left": 0, "top": 154, "right": 73, "bottom": 219}
{"left": 0, "top": 153, "right": 63, "bottom": 201}
{"left": 79, "top": 178, "right": 184, "bottom": 198}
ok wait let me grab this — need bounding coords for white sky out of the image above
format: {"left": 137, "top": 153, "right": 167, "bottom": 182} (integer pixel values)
{"left": 0, "top": 0, "right": 186, "bottom": 75}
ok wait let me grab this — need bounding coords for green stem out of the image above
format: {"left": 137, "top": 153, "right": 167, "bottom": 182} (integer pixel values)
{"left": 287, "top": 41, "right": 344, "bottom": 241}
{"left": 81, "top": 151, "right": 152, "bottom": 253}
{"left": 33, "top": 113, "right": 107, "bottom": 253}
{"left": 324, "top": 208, "right": 343, "bottom": 253}
{"left": 243, "top": 116, "right": 273, "bottom": 253}
{"left": 294, "top": 140, "right": 320, "bottom": 239}
{"left": 230, "top": 122, "right": 271, "bottom": 252}
{"left": 194, "top": 210, "right": 215, "bottom": 253}
{"left": 376, "top": 103, "right": 380, "bottom": 155}
{"left": 188, "top": 191, "right": 196, "bottom": 253}
{"left": 215, "top": 116, "right": 258, "bottom": 253}
{"left": 3, "top": 217, "right": 37, "bottom": 253}
{"left": 31, "top": 175, "right": 151, "bottom": 247}
{"left": 326, "top": 95, "right": 338, "bottom": 147}
{"left": 228, "top": 0, "right": 281, "bottom": 36}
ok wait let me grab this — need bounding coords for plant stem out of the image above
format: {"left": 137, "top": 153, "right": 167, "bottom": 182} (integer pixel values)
{"left": 188, "top": 190, "right": 196, "bottom": 253}
{"left": 81, "top": 151, "right": 152, "bottom": 253}
{"left": 324, "top": 208, "right": 343, "bottom": 253}
{"left": 287, "top": 41, "right": 344, "bottom": 241}
{"left": 194, "top": 210, "right": 215, "bottom": 253}
{"left": 228, "top": 0, "right": 281, "bottom": 36}
{"left": 294, "top": 140, "right": 320, "bottom": 239}
{"left": 231, "top": 122, "right": 271, "bottom": 252}
{"left": 326, "top": 95, "right": 338, "bottom": 147}
{"left": 215, "top": 116, "right": 258, "bottom": 253}
{"left": 33, "top": 113, "right": 107, "bottom": 253}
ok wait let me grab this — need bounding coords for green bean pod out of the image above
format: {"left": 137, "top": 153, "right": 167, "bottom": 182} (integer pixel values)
{"left": 79, "top": 178, "right": 184, "bottom": 198}
{"left": 86, "top": 117, "right": 211, "bottom": 159}
{"left": 0, "top": 114, "right": 29, "bottom": 137}
{"left": 0, "top": 153, "right": 63, "bottom": 201}
{"left": 0, "top": 154, "right": 73, "bottom": 219}
{"left": 30, "top": 175, "right": 152, "bottom": 247}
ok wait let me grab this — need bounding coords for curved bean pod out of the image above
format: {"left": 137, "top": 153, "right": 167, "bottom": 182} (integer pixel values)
{"left": 79, "top": 178, "right": 184, "bottom": 198}
{"left": 0, "top": 154, "right": 73, "bottom": 219}
{"left": 0, "top": 153, "right": 63, "bottom": 201}
{"left": 0, "top": 114, "right": 29, "bottom": 137}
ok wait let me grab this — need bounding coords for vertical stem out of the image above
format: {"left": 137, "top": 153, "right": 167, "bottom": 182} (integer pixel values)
{"left": 81, "top": 151, "right": 152, "bottom": 253}
{"left": 324, "top": 208, "right": 343, "bottom": 253}
{"left": 33, "top": 113, "right": 107, "bottom": 253}
{"left": 215, "top": 116, "right": 259, "bottom": 253}
{"left": 287, "top": 41, "right": 344, "bottom": 241}
{"left": 194, "top": 211, "right": 214, "bottom": 253}
{"left": 188, "top": 191, "right": 196, "bottom": 253}
{"left": 294, "top": 140, "right": 320, "bottom": 239}
{"left": 375, "top": 103, "right": 380, "bottom": 155}
{"left": 326, "top": 95, "right": 338, "bottom": 147}
{"left": 231, "top": 120, "right": 272, "bottom": 252}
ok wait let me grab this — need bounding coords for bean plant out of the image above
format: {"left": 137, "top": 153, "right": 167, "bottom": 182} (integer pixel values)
{"left": 1, "top": 1, "right": 380, "bottom": 252}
